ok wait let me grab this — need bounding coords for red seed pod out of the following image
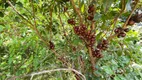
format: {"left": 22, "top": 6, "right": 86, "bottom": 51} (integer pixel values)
{"left": 114, "top": 28, "right": 120, "bottom": 33}
{"left": 102, "top": 45, "right": 108, "bottom": 50}
{"left": 89, "top": 40, "right": 95, "bottom": 45}
{"left": 82, "top": 32, "right": 87, "bottom": 38}
{"left": 89, "top": 38, "right": 95, "bottom": 45}
{"left": 120, "top": 32, "right": 126, "bottom": 37}
{"left": 92, "top": 50, "right": 96, "bottom": 57}
{"left": 67, "top": 18, "right": 76, "bottom": 25}
{"left": 88, "top": 9, "right": 92, "bottom": 13}
{"left": 72, "top": 46, "right": 76, "bottom": 51}
{"left": 114, "top": 27, "right": 122, "bottom": 33}
{"left": 80, "top": 24, "right": 86, "bottom": 28}
{"left": 127, "top": 20, "right": 135, "bottom": 25}
{"left": 88, "top": 5, "right": 94, "bottom": 13}
{"left": 73, "top": 26, "right": 80, "bottom": 35}
{"left": 97, "top": 43, "right": 103, "bottom": 49}
{"left": 81, "top": 25, "right": 87, "bottom": 31}
{"left": 94, "top": 53, "right": 101, "bottom": 58}
{"left": 95, "top": 49, "right": 101, "bottom": 54}
{"left": 85, "top": 34, "right": 90, "bottom": 40}
{"left": 96, "top": 53, "right": 103, "bottom": 58}
{"left": 102, "top": 39, "right": 108, "bottom": 44}
{"left": 91, "top": 37, "right": 95, "bottom": 42}
{"left": 49, "top": 41, "right": 55, "bottom": 50}
{"left": 87, "top": 15, "right": 94, "bottom": 21}
{"left": 87, "top": 30, "right": 91, "bottom": 35}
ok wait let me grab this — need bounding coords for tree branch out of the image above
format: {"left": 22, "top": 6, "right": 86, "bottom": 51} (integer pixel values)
{"left": 70, "top": 0, "right": 83, "bottom": 24}
{"left": 88, "top": 47, "right": 95, "bottom": 72}
{"left": 8, "top": 68, "right": 86, "bottom": 80}
{"left": 7, "top": 1, "right": 49, "bottom": 46}
{"left": 122, "top": 0, "right": 139, "bottom": 28}
{"left": 107, "top": 0, "right": 139, "bottom": 41}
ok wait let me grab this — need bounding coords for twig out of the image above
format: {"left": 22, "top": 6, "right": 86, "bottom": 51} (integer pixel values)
{"left": 70, "top": 0, "right": 83, "bottom": 24}
{"left": 109, "top": 0, "right": 126, "bottom": 36}
{"left": 8, "top": 68, "right": 86, "bottom": 80}
{"left": 79, "top": 56, "right": 85, "bottom": 74}
{"left": 107, "top": 0, "right": 139, "bottom": 41}
{"left": 122, "top": 0, "right": 139, "bottom": 28}
{"left": 7, "top": 1, "right": 33, "bottom": 26}
{"left": 88, "top": 47, "right": 95, "bottom": 72}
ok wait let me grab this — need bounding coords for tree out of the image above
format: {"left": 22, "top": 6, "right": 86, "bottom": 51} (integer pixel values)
{"left": 0, "top": 0, "right": 142, "bottom": 80}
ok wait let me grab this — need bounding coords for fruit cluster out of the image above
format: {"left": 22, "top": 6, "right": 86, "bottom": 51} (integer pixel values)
{"left": 114, "top": 27, "right": 129, "bottom": 38}
{"left": 73, "top": 24, "right": 96, "bottom": 48}
{"left": 88, "top": 5, "right": 94, "bottom": 14}
{"left": 127, "top": 13, "right": 142, "bottom": 25}
{"left": 68, "top": 18, "right": 76, "bottom": 25}
{"left": 49, "top": 41, "right": 55, "bottom": 50}
{"left": 73, "top": 24, "right": 106, "bottom": 58}
{"left": 87, "top": 5, "right": 94, "bottom": 21}
{"left": 92, "top": 39, "right": 109, "bottom": 58}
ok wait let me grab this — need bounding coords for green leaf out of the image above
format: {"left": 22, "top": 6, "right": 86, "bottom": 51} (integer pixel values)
{"left": 81, "top": 4, "right": 85, "bottom": 13}
{"left": 102, "top": 66, "right": 114, "bottom": 75}
{"left": 16, "top": 2, "right": 23, "bottom": 7}
{"left": 94, "top": 13, "right": 102, "bottom": 20}
{"left": 114, "top": 76, "right": 121, "bottom": 80}
{"left": 0, "top": 25, "right": 4, "bottom": 32}
{"left": 0, "top": 12, "right": 4, "bottom": 17}
{"left": 103, "top": 0, "right": 114, "bottom": 12}
{"left": 4, "top": 2, "right": 9, "bottom": 8}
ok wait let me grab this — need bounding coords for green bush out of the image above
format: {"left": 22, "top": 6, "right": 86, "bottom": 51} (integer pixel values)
{"left": 0, "top": 0, "right": 142, "bottom": 80}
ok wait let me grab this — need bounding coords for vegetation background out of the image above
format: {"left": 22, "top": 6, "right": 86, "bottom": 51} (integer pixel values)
{"left": 0, "top": 0, "right": 142, "bottom": 80}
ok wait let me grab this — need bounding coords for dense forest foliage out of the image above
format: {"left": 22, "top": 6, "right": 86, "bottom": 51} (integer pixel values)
{"left": 0, "top": 0, "right": 142, "bottom": 80}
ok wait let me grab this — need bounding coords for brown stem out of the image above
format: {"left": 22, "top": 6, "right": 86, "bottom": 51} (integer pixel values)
{"left": 7, "top": 1, "right": 33, "bottom": 27}
{"left": 79, "top": 56, "right": 85, "bottom": 74}
{"left": 107, "top": 0, "right": 139, "bottom": 41}
{"left": 91, "top": 21, "right": 95, "bottom": 30}
{"left": 88, "top": 47, "right": 95, "bottom": 72}
{"left": 122, "top": 0, "right": 139, "bottom": 28}
{"left": 7, "top": 1, "right": 49, "bottom": 46}
{"left": 109, "top": 0, "right": 126, "bottom": 36}
{"left": 70, "top": 0, "right": 83, "bottom": 24}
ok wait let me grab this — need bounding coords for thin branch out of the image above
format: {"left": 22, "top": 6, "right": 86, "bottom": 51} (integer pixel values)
{"left": 122, "top": 0, "right": 139, "bottom": 28}
{"left": 31, "top": 0, "right": 36, "bottom": 28}
{"left": 107, "top": 0, "right": 139, "bottom": 41}
{"left": 7, "top": 1, "right": 49, "bottom": 46}
{"left": 70, "top": 0, "right": 83, "bottom": 24}
{"left": 88, "top": 47, "right": 95, "bottom": 72}
{"left": 109, "top": 0, "right": 126, "bottom": 36}
{"left": 8, "top": 68, "right": 86, "bottom": 80}
{"left": 7, "top": 1, "right": 34, "bottom": 26}
{"left": 79, "top": 56, "right": 85, "bottom": 74}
